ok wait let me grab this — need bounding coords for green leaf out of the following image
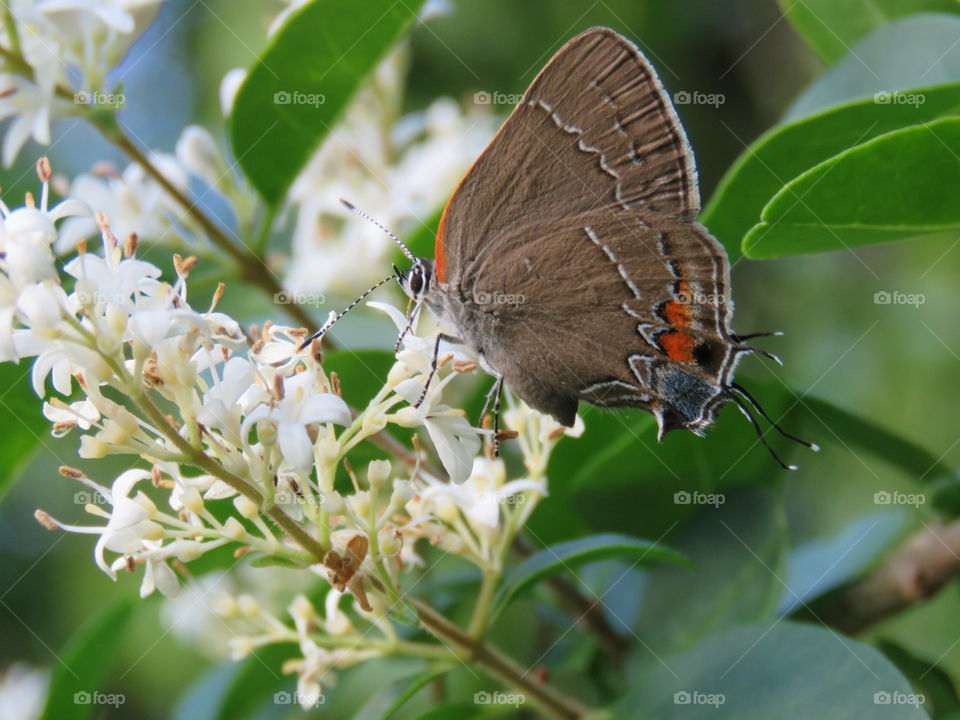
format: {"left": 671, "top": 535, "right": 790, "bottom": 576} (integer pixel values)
{"left": 632, "top": 487, "right": 788, "bottom": 661}
{"left": 877, "top": 639, "right": 960, "bottom": 717}
{"left": 799, "top": 396, "right": 958, "bottom": 511}
{"left": 779, "top": 509, "right": 912, "bottom": 615}
{"left": 230, "top": 0, "right": 426, "bottom": 205}
{"left": 323, "top": 349, "right": 395, "bottom": 409}
{"left": 410, "top": 703, "right": 497, "bottom": 719}
{"left": 700, "top": 82, "right": 960, "bottom": 259}
{"left": 494, "top": 533, "right": 688, "bottom": 616}
{"left": 0, "top": 362, "right": 49, "bottom": 502}
{"left": 38, "top": 598, "right": 136, "bottom": 720}
{"left": 352, "top": 666, "right": 451, "bottom": 720}
{"left": 779, "top": 0, "right": 960, "bottom": 64}
{"left": 247, "top": 553, "right": 308, "bottom": 569}
{"left": 213, "top": 644, "right": 298, "bottom": 720}
{"left": 743, "top": 117, "right": 960, "bottom": 258}
{"left": 617, "top": 621, "right": 928, "bottom": 718}
{"left": 786, "top": 15, "right": 960, "bottom": 119}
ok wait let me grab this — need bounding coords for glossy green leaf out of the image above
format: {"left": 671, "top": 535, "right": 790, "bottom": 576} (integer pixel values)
{"left": 786, "top": 15, "right": 960, "bottom": 119}
{"left": 617, "top": 621, "right": 928, "bottom": 718}
{"left": 778, "top": 0, "right": 960, "bottom": 64}
{"left": 38, "top": 598, "right": 136, "bottom": 720}
{"left": 352, "top": 666, "right": 451, "bottom": 720}
{"left": 700, "top": 82, "right": 960, "bottom": 259}
{"left": 230, "top": 0, "right": 426, "bottom": 205}
{"left": 494, "top": 533, "right": 689, "bottom": 616}
{"left": 0, "top": 362, "right": 49, "bottom": 503}
{"left": 743, "top": 117, "right": 960, "bottom": 258}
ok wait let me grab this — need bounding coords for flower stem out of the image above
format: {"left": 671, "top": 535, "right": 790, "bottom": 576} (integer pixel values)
{"left": 136, "top": 393, "right": 328, "bottom": 562}
{"left": 411, "top": 598, "right": 592, "bottom": 720}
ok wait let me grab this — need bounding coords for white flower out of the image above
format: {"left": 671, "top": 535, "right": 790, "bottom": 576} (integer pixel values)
{"left": 0, "top": 663, "right": 49, "bottom": 720}
{"left": 393, "top": 376, "right": 480, "bottom": 484}
{"left": 241, "top": 371, "right": 351, "bottom": 473}
{"left": 57, "top": 154, "right": 190, "bottom": 252}
{"left": 0, "top": 75, "right": 57, "bottom": 167}
{"left": 283, "top": 48, "right": 496, "bottom": 296}
{"left": 91, "top": 469, "right": 161, "bottom": 577}
{"left": 419, "top": 457, "right": 544, "bottom": 530}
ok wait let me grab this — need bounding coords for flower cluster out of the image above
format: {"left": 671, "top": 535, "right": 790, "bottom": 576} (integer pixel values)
{"left": 0, "top": 0, "right": 163, "bottom": 165}
{"left": 5, "top": 161, "right": 577, "bottom": 703}
{"left": 1, "top": 2, "right": 582, "bottom": 711}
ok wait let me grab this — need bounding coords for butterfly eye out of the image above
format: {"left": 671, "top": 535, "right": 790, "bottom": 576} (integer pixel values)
{"left": 408, "top": 266, "right": 426, "bottom": 296}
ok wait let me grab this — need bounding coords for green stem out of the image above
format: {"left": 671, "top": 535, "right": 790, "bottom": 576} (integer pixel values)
{"left": 136, "top": 392, "right": 328, "bottom": 562}
{"left": 467, "top": 569, "right": 500, "bottom": 639}
{"left": 411, "top": 598, "right": 591, "bottom": 720}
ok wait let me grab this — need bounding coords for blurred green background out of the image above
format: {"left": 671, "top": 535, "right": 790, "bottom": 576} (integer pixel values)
{"left": 2, "top": 0, "right": 959, "bottom": 717}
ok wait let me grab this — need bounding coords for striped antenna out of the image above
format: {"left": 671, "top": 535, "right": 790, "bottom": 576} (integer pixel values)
{"left": 340, "top": 198, "right": 416, "bottom": 262}
{"left": 298, "top": 274, "right": 396, "bottom": 350}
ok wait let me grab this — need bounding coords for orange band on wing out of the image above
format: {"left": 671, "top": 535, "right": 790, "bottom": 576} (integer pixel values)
{"left": 435, "top": 200, "right": 450, "bottom": 284}
{"left": 660, "top": 329, "right": 696, "bottom": 363}
{"left": 662, "top": 300, "right": 693, "bottom": 327}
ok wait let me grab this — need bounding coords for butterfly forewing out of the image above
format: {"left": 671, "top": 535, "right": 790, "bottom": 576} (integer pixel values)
{"left": 436, "top": 27, "right": 701, "bottom": 286}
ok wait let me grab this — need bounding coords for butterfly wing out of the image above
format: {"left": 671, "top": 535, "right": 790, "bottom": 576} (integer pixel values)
{"left": 435, "top": 26, "right": 700, "bottom": 286}
{"left": 460, "top": 206, "right": 738, "bottom": 433}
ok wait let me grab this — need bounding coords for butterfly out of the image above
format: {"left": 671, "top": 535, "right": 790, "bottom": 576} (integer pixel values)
{"left": 307, "top": 27, "right": 815, "bottom": 469}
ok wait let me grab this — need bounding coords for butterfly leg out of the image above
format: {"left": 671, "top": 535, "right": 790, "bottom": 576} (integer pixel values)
{"left": 491, "top": 375, "right": 505, "bottom": 457}
{"left": 414, "top": 333, "right": 464, "bottom": 408}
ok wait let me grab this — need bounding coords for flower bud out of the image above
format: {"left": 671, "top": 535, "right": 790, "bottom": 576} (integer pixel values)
{"left": 321, "top": 491, "right": 344, "bottom": 514}
{"left": 367, "top": 460, "right": 391, "bottom": 487}
{"left": 79, "top": 436, "right": 108, "bottom": 459}
{"left": 290, "top": 594, "right": 313, "bottom": 620}
{"left": 213, "top": 594, "right": 239, "bottom": 618}
{"left": 378, "top": 527, "right": 401, "bottom": 556}
{"left": 181, "top": 487, "right": 204, "bottom": 514}
{"left": 233, "top": 495, "right": 259, "bottom": 519}
{"left": 237, "top": 593, "right": 260, "bottom": 617}
{"left": 223, "top": 517, "right": 247, "bottom": 541}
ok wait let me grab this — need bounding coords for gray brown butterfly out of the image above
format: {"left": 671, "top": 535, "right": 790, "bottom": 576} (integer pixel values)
{"left": 308, "top": 27, "right": 815, "bottom": 468}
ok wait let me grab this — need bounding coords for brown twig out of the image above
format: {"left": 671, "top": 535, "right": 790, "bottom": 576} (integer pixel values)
{"left": 799, "top": 519, "right": 960, "bottom": 634}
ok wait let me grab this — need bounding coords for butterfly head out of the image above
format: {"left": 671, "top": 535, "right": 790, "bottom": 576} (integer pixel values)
{"left": 398, "top": 258, "right": 434, "bottom": 303}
